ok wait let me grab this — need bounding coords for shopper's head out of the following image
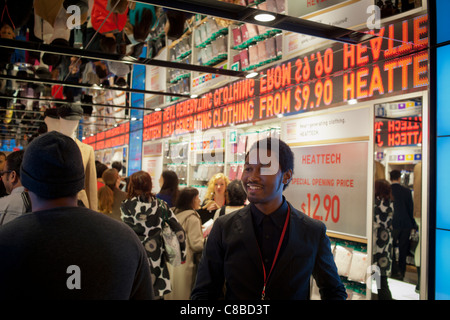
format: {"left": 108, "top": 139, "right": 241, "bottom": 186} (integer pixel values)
{"left": 102, "top": 168, "right": 120, "bottom": 189}
{"left": 375, "top": 179, "right": 392, "bottom": 202}
{"left": 205, "top": 173, "right": 230, "bottom": 202}
{"left": 160, "top": 170, "right": 179, "bottom": 191}
{"left": 111, "top": 161, "right": 122, "bottom": 173}
{"left": 242, "top": 137, "right": 294, "bottom": 207}
{"left": 2, "top": 150, "right": 24, "bottom": 194}
{"left": 226, "top": 179, "right": 247, "bottom": 206}
{"left": 133, "top": 8, "right": 155, "bottom": 42}
{"left": 20, "top": 131, "right": 85, "bottom": 200}
{"left": 244, "top": 137, "right": 294, "bottom": 190}
{"left": 96, "top": 161, "right": 108, "bottom": 179}
{"left": 175, "top": 187, "right": 200, "bottom": 211}
{"left": 127, "top": 170, "right": 153, "bottom": 200}
{"left": 390, "top": 170, "right": 401, "bottom": 182}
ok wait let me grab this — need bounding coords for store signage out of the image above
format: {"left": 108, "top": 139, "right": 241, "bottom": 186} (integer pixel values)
{"left": 85, "top": 122, "right": 130, "bottom": 151}
{"left": 284, "top": 142, "right": 368, "bottom": 238}
{"left": 283, "top": 107, "right": 370, "bottom": 144}
{"left": 142, "top": 14, "right": 428, "bottom": 141}
{"left": 375, "top": 116, "right": 422, "bottom": 147}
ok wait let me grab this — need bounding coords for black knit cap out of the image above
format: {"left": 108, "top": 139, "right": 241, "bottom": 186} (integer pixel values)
{"left": 20, "top": 131, "right": 85, "bottom": 199}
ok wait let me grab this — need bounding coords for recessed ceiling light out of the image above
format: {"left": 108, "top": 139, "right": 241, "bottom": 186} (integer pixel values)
{"left": 155, "top": 107, "right": 161, "bottom": 111}
{"left": 254, "top": 13, "right": 276, "bottom": 22}
{"left": 246, "top": 72, "right": 258, "bottom": 78}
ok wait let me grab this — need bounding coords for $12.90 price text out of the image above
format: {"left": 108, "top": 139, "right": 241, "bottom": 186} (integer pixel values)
{"left": 301, "top": 193, "right": 340, "bottom": 223}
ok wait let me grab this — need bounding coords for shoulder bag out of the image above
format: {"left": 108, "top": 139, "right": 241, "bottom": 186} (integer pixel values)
{"left": 158, "top": 199, "right": 182, "bottom": 267}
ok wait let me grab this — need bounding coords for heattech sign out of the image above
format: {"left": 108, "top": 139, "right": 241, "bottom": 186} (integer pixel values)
{"left": 141, "top": 14, "right": 428, "bottom": 141}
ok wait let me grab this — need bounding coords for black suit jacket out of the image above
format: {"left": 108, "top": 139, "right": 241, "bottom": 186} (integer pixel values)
{"left": 191, "top": 202, "right": 347, "bottom": 300}
{"left": 391, "top": 183, "right": 416, "bottom": 229}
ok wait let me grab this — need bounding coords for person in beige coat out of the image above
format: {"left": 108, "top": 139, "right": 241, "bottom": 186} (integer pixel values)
{"left": 165, "top": 187, "right": 204, "bottom": 300}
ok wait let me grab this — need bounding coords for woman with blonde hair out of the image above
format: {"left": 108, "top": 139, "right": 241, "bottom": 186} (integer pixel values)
{"left": 120, "top": 170, "right": 186, "bottom": 298}
{"left": 197, "top": 172, "right": 230, "bottom": 225}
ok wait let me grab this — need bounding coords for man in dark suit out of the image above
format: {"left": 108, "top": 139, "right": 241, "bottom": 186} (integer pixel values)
{"left": 390, "top": 170, "right": 418, "bottom": 280}
{"left": 191, "top": 137, "right": 347, "bottom": 300}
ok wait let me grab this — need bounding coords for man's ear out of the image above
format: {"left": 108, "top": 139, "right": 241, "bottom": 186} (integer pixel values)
{"left": 282, "top": 169, "right": 293, "bottom": 185}
{"left": 10, "top": 170, "right": 18, "bottom": 183}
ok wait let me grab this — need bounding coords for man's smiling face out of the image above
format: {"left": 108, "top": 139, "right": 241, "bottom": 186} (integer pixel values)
{"left": 241, "top": 150, "right": 285, "bottom": 208}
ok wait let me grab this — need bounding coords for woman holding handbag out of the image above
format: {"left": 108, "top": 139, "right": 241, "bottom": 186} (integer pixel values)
{"left": 165, "top": 187, "right": 204, "bottom": 300}
{"left": 120, "top": 170, "right": 186, "bottom": 299}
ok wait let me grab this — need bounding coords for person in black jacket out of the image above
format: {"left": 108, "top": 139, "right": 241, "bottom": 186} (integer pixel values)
{"left": 389, "top": 169, "right": 418, "bottom": 280}
{"left": 191, "top": 137, "right": 347, "bottom": 300}
{"left": 0, "top": 132, "right": 154, "bottom": 299}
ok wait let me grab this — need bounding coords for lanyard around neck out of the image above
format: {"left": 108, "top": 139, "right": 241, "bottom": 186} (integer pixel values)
{"left": 259, "top": 205, "right": 290, "bottom": 300}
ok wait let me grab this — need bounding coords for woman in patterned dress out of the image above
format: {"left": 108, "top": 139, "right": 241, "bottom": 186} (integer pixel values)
{"left": 373, "top": 179, "right": 394, "bottom": 300}
{"left": 121, "top": 170, "right": 186, "bottom": 298}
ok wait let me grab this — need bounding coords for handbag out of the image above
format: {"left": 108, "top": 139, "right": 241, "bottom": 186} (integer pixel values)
{"left": 159, "top": 199, "right": 182, "bottom": 267}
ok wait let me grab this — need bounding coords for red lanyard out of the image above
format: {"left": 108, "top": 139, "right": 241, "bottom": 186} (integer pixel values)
{"left": 259, "top": 205, "right": 290, "bottom": 300}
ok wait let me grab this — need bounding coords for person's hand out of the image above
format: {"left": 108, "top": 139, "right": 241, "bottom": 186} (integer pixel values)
{"left": 205, "top": 200, "right": 219, "bottom": 212}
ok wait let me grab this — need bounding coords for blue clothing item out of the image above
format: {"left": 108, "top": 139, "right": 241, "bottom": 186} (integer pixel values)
{"left": 129, "top": 3, "right": 156, "bottom": 29}
{"left": 156, "top": 192, "right": 173, "bottom": 208}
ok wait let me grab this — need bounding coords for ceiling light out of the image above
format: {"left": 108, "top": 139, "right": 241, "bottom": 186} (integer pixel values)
{"left": 190, "top": 94, "right": 198, "bottom": 98}
{"left": 246, "top": 72, "right": 258, "bottom": 78}
{"left": 348, "top": 99, "right": 358, "bottom": 105}
{"left": 155, "top": 107, "right": 161, "bottom": 111}
{"left": 254, "top": 13, "right": 276, "bottom": 22}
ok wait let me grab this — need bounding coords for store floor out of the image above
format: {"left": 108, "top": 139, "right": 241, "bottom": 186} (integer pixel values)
{"left": 372, "top": 265, "right": 420, "bottom": 300}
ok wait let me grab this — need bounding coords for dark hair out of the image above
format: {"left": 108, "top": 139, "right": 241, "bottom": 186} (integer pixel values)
{"left": 175, "top": 187, "right": 199, "bottom": 212}
{"left": 100, "top": 36, "right": 117, "bottom": 54}
{"left": 111, "top": 161, "right": 122, "bottom": 173}
{"left": 390, "top": 170, "right": 401, "bottom": 181}
{"left": 42, "top": 53, "right": 62, "bottom": 68}
{"left": 127, "top": 170, "right": 153, "bottom": 201}
{"left": 133, "top": 8, "right": 154, "bottom": 42}
{"left": 114, "top": 76, "right": 127, "bottom": 87}
{"left": 227, "top": 179, "right": 247, "bottom": 206}
{"left": 246, "top": 137, "right": 294, "bottom": 190}
{"left": 375, "top": 179, "right": 392, "bottom": 202}
{"left": 159, "top": 170, "right": 180, "bottom": 204}
{"left": 6, "top": 150, "right": 24, "bottom": 178}
{"left": 95, "top": 64, "right": 108, "bottom": 79}
{"left": 166, "top": 10, "right": 187, "bottom": 40}
{"left": 95, "top": 161, "right": 108, "bottom": 179}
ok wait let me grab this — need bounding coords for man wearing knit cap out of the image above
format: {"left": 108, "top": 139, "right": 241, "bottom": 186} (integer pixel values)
{"left": 0, "top": 131, "right": 154, "bottom": 299}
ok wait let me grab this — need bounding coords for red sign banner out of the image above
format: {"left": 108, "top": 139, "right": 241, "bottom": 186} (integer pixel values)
{"left": 141, "top": 14, "right": 428, "bottom": 141}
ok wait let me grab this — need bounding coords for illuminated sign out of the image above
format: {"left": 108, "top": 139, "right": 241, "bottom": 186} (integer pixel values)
{"left": 375, "top": 116, "right": 422, "bottom": 147}
{"left": 142, "top": 14, "right": 428, "bottom": 140}
{"left": 85, "top": 122, "right": 130, "bottom": 150}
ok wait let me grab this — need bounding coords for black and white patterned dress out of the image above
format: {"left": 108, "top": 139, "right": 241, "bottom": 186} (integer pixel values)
{"left": 373, "top": 196, "right": 394, "bottom": 277}
{"left": 121, "top": 195, "right": 186, "bottom": 296}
